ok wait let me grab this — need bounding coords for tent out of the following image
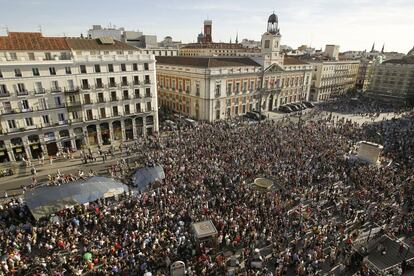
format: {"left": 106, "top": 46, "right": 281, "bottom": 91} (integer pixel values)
{"left": 25, "top": 176, "right": 128, "bottom": 220}
{"left": 132, "top": 165, "right": 165, "bottom": 191}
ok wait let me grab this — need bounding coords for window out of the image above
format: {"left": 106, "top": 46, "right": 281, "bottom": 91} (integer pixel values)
{"left": 58, "top": 113, "right": 65, "bottom": 122}
{"left": 94, "top": 64, "right": 101, "bottom": 73}
{"left": 264, "top": 40, "right": 270, "bottom": 49}
{"left": 109, "top": 77, "right": 116, "bottom": 87}
{"left": 25, "top": 117, "right": 33, "bottom": 126}
{"left": 121, "top": 76, "right": 128, "bottom": 86}
{"left": 111, "top": 91, "right": 117, "bottom": 101}
{"left": 8, "top": 120, "right": 17, "bottom": 129}
{"left": 108, "top": 64, "right": 114, "bottom": 72}
{"left": 146, "top": 102, "right": 151, "bottom": 111}
{"left": 16, "top": 83, "right": 26, "bottom": 93}
{"left": 84, "top": 94, "right": 91, "bottom": 104}
{"left": 144, "top": 63, "right": 149, "bottom": 70}
{"left": 145, "top": 75, "right": 150, "bottom": 84}
{"left": 34, "top": 82, "right": 43, "bottom": 93}
{"left": 51, "top": 81, "right": 60, "bottom": 91}
{"left": 0, "top": 70, "right": 3, "bottom": 78}
{"left": 227, "top": 83, "right": 232, "bottom": 94}
{"left": 124, "top": 104, "right": 130, "bottom": 115}
{"left": 133, "top": 63, "right": 138, "bottom": 71}
{"left": 100, "top": 108, "right": 106, "bottom": 118}
{"left": 65, "top": 67, "right": 72, "bottom": 74}
{"left": 121, "top": 64, "right": 126, "bottom": 72}
{"left": 80, "top": 65, "right": 87, "bottom": 74}
{"left": 196, "top": 83, "right": 200, "bottom": 96}
{"left": 55, "top": 96, "right": 62, "bottom": 107}
{"left": 123, "top": 90, "right": 129, "bottom": 100}
{"left": 32, "top": 68, "right": 40, "bottom": 76}
{"left": 98, "top": 93, "right": 104, "bottom": 103}
{"left": 9, "top": 52, "right": 17, "bottom": 60}
{"left": 28, "top": 53, "right": 35, "bottom": 60}
{"left": 145, "top": 88, "right": 151, "bottom": 97}
{"left": 49, "top": 67, "right": 56, "bottom": 75}
{"left": 133, "top": 76, "right": 139, "bottom": 85}
{"left": 112, "top": 106, "right": 119, "bottom": 116}
{"left": 42, "top": 115, "right": 50, "bottom": 124}
{"left": 15, "top": 69, "right": 22, "bottom": 77}
{"left": 21, "top": 99, "right": 29, "bottom": 110}
{"left": 104, "top": 51, "right": 109, "bottom": 55}
{"left": 135, "top": 103, "right": 141, "bottom": 112}
{"left": 134, "top": 89, "right": 140, "bottom": 98}
{"left": 96, "top": 78, "right": 103, "bottom": 88}
{"left": 86, "top": 110, "right": 93, "bottom": 120}
{"left": 45, "top": 52, "right": 52, "bottom": 60}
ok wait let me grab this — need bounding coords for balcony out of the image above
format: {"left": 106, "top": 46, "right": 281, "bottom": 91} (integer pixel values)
{"left": 0, "top": 91, "right": 10, "bottom": 97}
{"left": 81, "top": 84, "right": 91, "bottom": 90}
{"left": 123, "top": 96, "right": 130, "bottom": 100}
{"left": 95, "top": 84, "right": 104, "bottom": 90}
{"left": 51, "top": 87, "right": 62, "bottom": 93}
{"left": 215, "top": 93, "right": 220, "bottom": 98}
{"left": 185, "top": 89, "right": 190, "bottom": 94}
{"left": 144, "top": 80, "right": 151, "bottom": 85}
{"left": 97, "top": 98, "right": 106, "bottom": 103}
{"left": 121, "top": 82, "right": 129, "bottom": 87}
{"left": 69, "top": 118, "right": 83, "bottom": 124}
{"left": 16, "top": 90, "right": 29, "bottom": 96}
{"left": 110, "top": 97, "right": 118, "bottom": 102}
{"left": 35, "top": 88, "right": 46, "bottom": 95}
{"left": 86, "top": 116, "right": 97, "bottom": 121}
{"left": 109, "top": 82, "right": 117, "bottom": 88}
{"left": 64, "top": 87, "right": 80, "bottom": 93}
{"left": 66, "top": 101, "right": 82, "bottom": 107}
{"left": 132, "top": 81, "right": 140, "bottom": 86}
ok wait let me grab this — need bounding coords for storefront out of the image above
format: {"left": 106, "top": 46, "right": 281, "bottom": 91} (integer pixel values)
{"left": 100, "top": 123, "right": 111, "bottom": 145}
{"left": 11, "top": 138, "right": 25, "bottom": 161}
{"left": 124, "top": 119, "right": 134, "bottom": 141}
{"left": 28, "top": 135, "right": 42, "bottom": 159}
{"left": 44, "top": 132, "right": 58, "bottom": 156}
{"left": 0, "top": 141, "right": 9, "bottom": 163}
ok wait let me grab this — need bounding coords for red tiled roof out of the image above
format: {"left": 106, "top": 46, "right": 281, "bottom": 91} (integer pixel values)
{"left": 66, "top": 38, "right": 137, "bottom": 51}
{"left": 283, "top": 56, "right": 308, "bottom": 65}
{"left": 156, "top": 56, "right": 261, "bottom": 68}
{"left": 181, "top": 42, "right": 245, "bottom": 50}
{"left": 0, "top": 32, "right": 69, "bottom": 51}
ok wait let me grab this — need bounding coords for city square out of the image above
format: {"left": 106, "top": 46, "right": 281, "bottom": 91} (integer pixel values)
{"left": 0, "top": 1, "right": 413, "bottom": 275}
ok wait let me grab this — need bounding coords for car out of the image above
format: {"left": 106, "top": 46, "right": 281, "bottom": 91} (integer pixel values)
{"left": 184, "top": 118, "right": 198, "bottom": 127}
{"left": 292, "top": 103, "right": 306, "bottom": 110}
{"left": 299, "top": 102, "right": 308, "bottom": 109}
{"left": 251, "top": 111, "right": 266, "bottom": 120}
{"left": 244, "top": 111, "right": 258, "bottom": 120}
{"left": 303, "top": 101, "right": 315, "bottom": 108}
{"left": 279, "top": 106, "right": 292, "bottom": 113}
{"left": 286, "top": 104, "right": 299, "bottom": 111}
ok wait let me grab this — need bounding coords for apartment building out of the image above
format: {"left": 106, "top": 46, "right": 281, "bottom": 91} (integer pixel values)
{"left": 0, "top": 32, "right": 158, "bottom": 163}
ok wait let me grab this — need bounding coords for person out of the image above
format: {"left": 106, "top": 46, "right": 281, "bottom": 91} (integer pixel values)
{"left": 49, "top": 155, "right": 53, "bottom": 165}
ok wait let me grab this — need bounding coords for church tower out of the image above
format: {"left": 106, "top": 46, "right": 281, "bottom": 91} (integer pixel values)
{"left": 260, "top": 12, "right": 284, "bottom": 68}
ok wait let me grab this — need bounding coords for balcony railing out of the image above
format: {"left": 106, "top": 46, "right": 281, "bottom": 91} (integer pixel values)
{"left": 0, "top": 91, "right": 10, "bottom": 97}
{"left": 132, "top": 81, "right": 140, "bottom": 86}
{"left": 123, "top": 96, "right": 130, "bottom": 100}
{"left": 16, "top": 90, "right": 29, "bottom": 96}
{"left": 35, "top": 88, "right": 46, "bottom": 95}
{"left": 81, "top": 84, "right": 91, "bottom": 90}
{"left": 121, "top": 82, "right": 129, "bottom": 87}
{"left": 109, "top": 83, "right": 117, "bottom": 88}
{"left": 144, "top": 80, "right": 151, "bottom": 85}
{"left": 51, "top": 87, "right": 62, "bottom": 93}
{"left": 66, "top": 101, "right": 82, "bottom": 107}
{"left": 64, "top": 87, "right": 80, "bottom": 93}
{"left": 110, "top": 97, "right": 118, "bottom": 102}
{"left": 95, "top": 84, "right": 104, "bottom": 89}
{"left": 97, "top": 98, "right": 106, "bottom": 103}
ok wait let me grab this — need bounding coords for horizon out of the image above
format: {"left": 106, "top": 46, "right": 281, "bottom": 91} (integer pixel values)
{"left": 0, "top": 0, "right": 413, "bottom": 53}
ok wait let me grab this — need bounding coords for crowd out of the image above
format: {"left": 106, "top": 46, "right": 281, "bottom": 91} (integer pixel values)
{"left": 0, "top": 103, "right": 413, "bottom": 275}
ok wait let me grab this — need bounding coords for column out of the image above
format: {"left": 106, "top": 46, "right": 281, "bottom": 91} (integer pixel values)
{"left": 55, "top": 131, "right": 63, "bottom": 152}
{"left": 82, "top": 126, "right": 89, "bottom": 147}
{"left": 4, "top": 140, "right": 15, "bottom": 162}
{"left": 69, "top": 128, "right": 77, "bottom": 149}
{"left": 108, "top": 122, "right": 114, "bottom": 144}
{"left": 132, "top": 119, "right": 138, "bottom": 140}
{"left": 121, "top": 120, "right": 126, "bottom": 141}
{"left": 22, "top": 137, "right": 33, "bottom": 160}
{"left": 143, "top": 117, "right": 147, "bottom": 137}
{"left": 96, "top": 124, "right": 103, "bottom": 146}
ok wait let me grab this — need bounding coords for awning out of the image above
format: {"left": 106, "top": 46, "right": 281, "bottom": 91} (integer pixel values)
{"left": 132, "top": 165, "right": 165, "bottom": 191}
{"left": 25, "top": 176, "right": 129, "bottom": 220}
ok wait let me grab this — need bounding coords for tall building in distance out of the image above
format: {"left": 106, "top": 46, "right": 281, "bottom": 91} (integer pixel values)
{"left": 0, "top": 32, "right": 158, "bottom": 163}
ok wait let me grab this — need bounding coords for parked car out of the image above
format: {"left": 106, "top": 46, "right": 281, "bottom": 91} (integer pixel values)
{"left": 286, "top": 104, "right": 299, "bottom": 111}
{"left": 251, "top": 111, "right": 266, "bottom": 120}
{"left": 279, "top": 105, "right": 293, "bottom": 113}
{"left": 303, "top": 101, "right": 315, "bottom": 108}
{"left": 244, "top": 111, "right": 258, "bottom": 120}
{"left": 184, "top": 118, "right": 198, "bottom": 127}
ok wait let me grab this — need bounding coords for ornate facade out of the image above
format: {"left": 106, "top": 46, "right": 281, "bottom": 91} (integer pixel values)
{"left": 0, "top": 32, "right": 158, "bottom": 163}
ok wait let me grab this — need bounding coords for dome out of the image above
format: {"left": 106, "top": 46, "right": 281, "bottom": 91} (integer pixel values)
{"left": 268, "top": 13, "right": 278, "bottom": 23}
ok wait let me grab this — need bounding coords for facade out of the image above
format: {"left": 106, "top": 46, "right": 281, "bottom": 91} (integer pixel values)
{"left": 0, "top": 32, "right": 158, "bottom": 163}
{"left": 307, "top": 60, "right": 360, "bottom": 101}
{"left": 156, "top": 55, "right": 311, "bottom": 122}
{"left": 87, "top": 25, "right": 124, "bottom": 41}
{"left": 142, "top": 48, "right": 179, "bottom": 57}
{"left": 355, "top": 59, "right": 374, "bottom": 92}
{"left": 179, "top": 43, "right": 250, "bottom": 57}
{"left": 366, "top": 49, "right": 414, "bottom": 105}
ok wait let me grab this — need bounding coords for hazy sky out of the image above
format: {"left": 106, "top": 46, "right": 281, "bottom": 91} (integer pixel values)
{"left": 1, "top": 0, "right": 413, "bottom": 53}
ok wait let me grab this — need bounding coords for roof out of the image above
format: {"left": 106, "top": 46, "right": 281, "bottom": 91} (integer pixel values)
{"left": 66, "top": 37, "right": 137, "bottom": 51}
{"left": 383, "top": 55, "right": 414, "bottom": 65}
{"left": 25, "top": 176, "right": 128, "bottom": 220}
{"left": 0, "top": 32, "right": 69, "bottom": 51}
{"left": 156, "top": 56, "right": 261, "bottom": 68}
{"left": 181, "top": 42, "right": 245, "bottom": 49}
{"left": 284, "top": 56, "right": 309, "bottom": 65}
{"left": 132, "top": 165, "right": 165, "bottom": 191}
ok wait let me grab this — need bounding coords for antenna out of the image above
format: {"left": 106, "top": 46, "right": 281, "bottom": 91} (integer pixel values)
{"left": 38, "top": 25, "right": 42, "bottom": 33}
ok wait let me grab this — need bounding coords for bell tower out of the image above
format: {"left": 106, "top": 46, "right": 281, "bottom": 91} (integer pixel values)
{"left": 260, "top": 12, "right": 283, "bottom": 68}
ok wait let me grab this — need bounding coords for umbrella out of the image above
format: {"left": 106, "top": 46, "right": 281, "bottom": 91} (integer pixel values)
{"left": 83, "top": 252, "right": 92, "bottom": 262}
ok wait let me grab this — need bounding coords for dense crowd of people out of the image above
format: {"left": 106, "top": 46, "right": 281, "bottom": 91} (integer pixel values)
{"left": 0, "top": 102, "right": 413, "bottom": 275}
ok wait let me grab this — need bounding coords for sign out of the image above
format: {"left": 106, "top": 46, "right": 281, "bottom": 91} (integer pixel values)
{"left": 170, "top": 261, "right": 185, "bottom": 276}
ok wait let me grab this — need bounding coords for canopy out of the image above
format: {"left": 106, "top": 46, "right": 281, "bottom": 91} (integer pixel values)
{"left": 132, "top": 165, "right": 165, "bottom": 191}
{"left": 25, "top": 176, "right": 128, "bottom": 220}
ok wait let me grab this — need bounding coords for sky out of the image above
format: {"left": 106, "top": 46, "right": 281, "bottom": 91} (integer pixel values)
{"left": 0, "top": 0, "right": 413, "bottom": 53}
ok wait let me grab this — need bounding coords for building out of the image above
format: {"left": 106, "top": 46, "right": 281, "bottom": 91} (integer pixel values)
{"left": 355, "top": 58, "right": 374, "bottom": 92}
{"left": 0, "top": 32, "right": 158, "bottom": 163}
{"left": 307, "top": 59, "right": 360, "bottom": 101}
{"left": 87, "top": 25, "right": 124, "bottom": 41}
{"left": 158, "top": 36, "right": 182, "bottom": 48}
{"left": 324, "top": 45, "right": 340, "bottom": 60}
{"left": 366, "top": 47, "right": 414, "bottom": 105}
{"left": 240, "top": 39, "right": 261, "bottom": 49}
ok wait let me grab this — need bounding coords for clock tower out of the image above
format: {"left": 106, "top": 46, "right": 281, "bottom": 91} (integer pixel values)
{"left": 260, "top": 13, "right": 283, "bottom": 68}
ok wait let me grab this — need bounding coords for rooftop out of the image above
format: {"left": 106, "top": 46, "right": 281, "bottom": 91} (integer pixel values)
{"left": 284, "top": 56, "right": 309, "bottom": 65}
{"left": 383, "top": 55, "right": 414, "bottom": 65}
{"left": 156, "top": 56, "right": 261, "bottom": 68}
{"left": 66, "top": 37, "right": 137, "bottom": 51}
{"left": 0, "top": 32, "right": 69, "bottom": 51}
{"left": 181, "top": 42, "right": 245, "bottom": 50}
